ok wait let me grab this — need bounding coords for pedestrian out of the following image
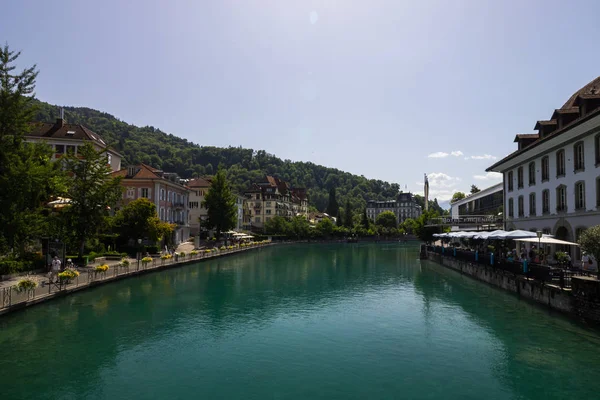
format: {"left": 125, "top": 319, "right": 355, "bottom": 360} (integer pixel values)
{"left": 528, "top": 246, "right": 536, "bottom": 262}
{"left": 582, "top": 252, "right": 590, "bottom": 271}
{"left": 65, "top": 258, "right": 74, "bottom": 269}
{"left": 50, "top": 256, "right": 61, "bottom": 283}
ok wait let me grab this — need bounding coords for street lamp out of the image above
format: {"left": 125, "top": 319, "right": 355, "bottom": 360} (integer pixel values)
{"left": 536, "top": 230, "right": 543, "bottom": 263}
{"left": 137, "top": 238, "right": 142, "bottom": 270}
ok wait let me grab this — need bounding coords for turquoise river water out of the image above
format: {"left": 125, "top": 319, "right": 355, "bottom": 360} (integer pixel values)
{"left": 2, "top": 243, "right": 600, "bottom": 399}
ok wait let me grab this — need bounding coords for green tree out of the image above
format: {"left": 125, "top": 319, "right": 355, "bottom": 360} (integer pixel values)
{"left": 470, "top": 185, "right": 480, "bottom": 194}
{"left": 264, "top": 215, "right": 290, "bottom": 235}
{"left": 113, "top": 198, "right": 175, "bottom": 244}
{"left": 289, "top": 215, "right": 310, "bottom": 239}
{"left": 578, "top": 225, "right": 600, "bottom": 279}
{"left": 62, "top": 143, "right": 123, "bottom": 257}
{"left": 336, "top": 210, "right": 343, "bottom": 227}
{"left": 412, "top": 210, "right": 440, "bottom": 243}
{"left": 316, "top": 218, "right": 334, "bottom": 237}
{"left": 343, "top": 200, "right": 352, "bottom": 228}
{"left": 361, "top": 208, "right": 370, "bottom": 229}
{"left": 451, "top": 191, "right": 466, "bottom": 203}
{"left": 202, "top": 168, "right": 237, "bottom": 238}
{"left": 0, "top": 45, "right": 65, "bottom": 255}
{"left": 325, "top": 187, "right": 339, "bottom": 216}
{"left": 376, "top": 211, "right": 397, "bottom": 229}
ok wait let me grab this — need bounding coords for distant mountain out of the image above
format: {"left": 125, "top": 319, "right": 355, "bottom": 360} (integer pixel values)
{"left": 33, "top": 100, "right": 444, "bottom": 215}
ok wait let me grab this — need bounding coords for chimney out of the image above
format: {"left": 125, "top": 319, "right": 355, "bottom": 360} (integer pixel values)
{"left": 54, "top": 107, "right": 65, "bottom": 128}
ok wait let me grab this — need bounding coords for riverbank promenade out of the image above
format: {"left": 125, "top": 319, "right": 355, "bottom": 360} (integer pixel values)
{"left": 0, "top": 242, "right": 272, "bottom": 316}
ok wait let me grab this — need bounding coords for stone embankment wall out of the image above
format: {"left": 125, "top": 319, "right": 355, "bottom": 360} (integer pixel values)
{"left": 427, "top": 253, "right": 576, "bottom": 316}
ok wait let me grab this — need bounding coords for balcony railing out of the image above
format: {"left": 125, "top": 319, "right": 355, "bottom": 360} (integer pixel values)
{"left": 173, "top": 202, "right": 185, "bottom": 208}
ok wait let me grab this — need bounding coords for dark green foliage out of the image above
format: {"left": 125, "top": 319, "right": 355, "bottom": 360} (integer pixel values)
{"left": 376, "top": 211, "right": 397, "bottom": 229}
{"left": 336, "top": 210, "right": 343, "bottom": 227}
{"left": 61, "top": 143, "right": 124, "bottom": 257}
{"left": 361, "top": 208, "right": 370, "bottom": 229}
{"left": 326, "top": 187, "right": 339, "bottom": 216}
{"left": 202, "top": 168, "right": 237, "bottom": 238}
{"left": 0, "top": 45, "right": 65, "bottom": 255}
{"left": 32, "top": 101, "right": 405, "bottom": 212}
{"left": 344, "top": 199, "right": 353, "bottom": 228}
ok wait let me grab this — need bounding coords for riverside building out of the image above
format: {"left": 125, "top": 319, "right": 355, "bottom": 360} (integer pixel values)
{"left": 244, "top": 176, "right": 309, "bottom": 231}
{"left": 487, "top": 76, "right": 600, "bottom": 259}
{"left": 366, "top": 193, "right": 422, "bottom": 225}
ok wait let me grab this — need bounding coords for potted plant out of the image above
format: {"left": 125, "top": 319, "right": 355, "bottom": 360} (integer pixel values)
{"left": 95, "top": 264, "right": 109, "bottom": 277}
{"left": 190, "top": 250, "right": 198, "bottom": 258}
{"left": 179, "top": 251, "right": 186, "bottom": 259}
{"left": 58, "top": 268, "right": 79, "bottom": 284}
{"left": 15, "top": 277, "right": 38, "bottom": 298}
{"left": 141, "top": 256, "right": 153, "bottom": 266}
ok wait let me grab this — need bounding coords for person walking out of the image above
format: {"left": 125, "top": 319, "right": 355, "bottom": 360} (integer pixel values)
{"left": 50, "top": 256, "right": 61, "bottom": 283}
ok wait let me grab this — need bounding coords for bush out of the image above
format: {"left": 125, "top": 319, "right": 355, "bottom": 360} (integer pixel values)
{"left": 141, "top": 257, "right": 153, "bottom": 264}
{"left": 145, "top": 245, "right": 159, "bottom": 254}
{"left": 0, "top": 261, "right": 33, "bottom": 276}
{"left": 160, "top": 254, "right": 172, "bottom": 260}
{"left": 120, "top": 259, "right": 130, "bottom": 267}
{"left": 179, "top": 252, "right": 186, "bottom": 257}
{"left": 204, "top": 249, "right": 212, "bottom": 254}
{"left": 190, "top": 250, "right": 198, "bottom": 256}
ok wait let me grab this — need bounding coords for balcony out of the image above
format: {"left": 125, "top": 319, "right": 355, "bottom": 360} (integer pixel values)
{"left": 174, "top": 220, "right": 187, "bottom": 226}
{"left": 173, "top": 202, "right": 186, "bottom": 208}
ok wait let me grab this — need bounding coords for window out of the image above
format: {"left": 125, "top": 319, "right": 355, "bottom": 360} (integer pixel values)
{"left": 160, "top": 207, "right": 165, "bottom": 220}
{"left": 517, "top": 167, "right": 524, "bottom": 189}
{"left": 126, "top": 187, "right": 135, "bottom": 199}
{"left": 266, "top": 209, "right": 272, "bottom": 214}
{"left": 556, "top": 150, "right": 565, "bottom": 177}
{"left": 575, "top": 181, "right": 585, "bottom": 210}
{"left": 141, "top": 188, "right": 149, "bottom": 198}
{"left": 574, "top": 142, "right": 585, "bottom": 171}
{"left": 541, "top": 156, "right": 549, "bottom": 181}
{"left": 556, "top": 185, "right": 566, "bottom": 212}
{"left": 55, "top": 144, "right": 65, "bottom": 154}
{"left": 529, "top": 193, "right": 536, "bottom": 216}
{"left": 518, "top": 196, "right": 524, "bottom": 217}
{"left": 507, "top": 171, "right": 514, "bottom": 192}
{"left": 508, "top": 198, "right": 514, "bottom": 217}
{"left": 161, "top": 189, "right": 165, "bottom": 201}
{"left": 596, "top": 135, "right": 600, "bottom": 165}
{"left": 542, "top": 190, "right": 550, "bottom": 214}
{"left": 107, "top": 153, "right": 112, "bottom": 165}
{"left": 528, "top": 162, "right": 535, "bottom": 185}
{"left": 255, "top": 217, "right": 261, "bottom": 223}
{"left": 597, "top": 177, "right": 600, "bottom": 207}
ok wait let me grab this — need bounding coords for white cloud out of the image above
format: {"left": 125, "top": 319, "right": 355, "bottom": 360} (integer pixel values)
{"left": 428, "top": 152, "right": 449, "bottom": 158}
{"left": 417, "top": 172, "right": 463, "bottom": 201}
{"left": 427, "top": 150, "right": 464, "bottom": 158}
{"left": 473, "top": 172, "right": 502, "bottom": 182}
{"left": 468, "top": 154, "right": 497, "bottom": 160}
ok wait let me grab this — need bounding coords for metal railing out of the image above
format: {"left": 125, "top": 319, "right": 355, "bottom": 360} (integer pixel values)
{"left": 0, "top": 242, "right": 271, "bottom": 312}
{"left": 426, "top": 246, "right": 595, "bottom": 289}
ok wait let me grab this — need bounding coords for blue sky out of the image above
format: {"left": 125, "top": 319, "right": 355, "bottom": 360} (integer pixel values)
{"left": 3, "top": 0, "right": 600, "bottom": 203}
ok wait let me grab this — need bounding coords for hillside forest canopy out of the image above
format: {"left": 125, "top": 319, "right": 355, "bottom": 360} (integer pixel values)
{"left": 34, "top": 100, "right": 446, "bottom": 215}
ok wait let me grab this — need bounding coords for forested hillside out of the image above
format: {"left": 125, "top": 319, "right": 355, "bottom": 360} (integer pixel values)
{"left": 34, "top": 100, "right": 444, "bottom": 213}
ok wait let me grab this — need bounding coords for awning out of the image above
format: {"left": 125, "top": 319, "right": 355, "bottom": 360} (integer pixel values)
{"left": 515, "top": 237, "right": 579, "bottom": 246}
{"left": 487, "top": 230, "right": 552, "bottom": 240}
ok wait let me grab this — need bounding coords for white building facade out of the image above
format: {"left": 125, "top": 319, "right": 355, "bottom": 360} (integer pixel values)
{"left": 488, "top": 76, "right": 600, "bottom": 259}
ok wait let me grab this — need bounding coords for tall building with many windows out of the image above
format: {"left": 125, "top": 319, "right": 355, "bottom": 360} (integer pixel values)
{"left": 244, "top": 176, "right": 308, "bottom": 230}
{"left": 487, "top": 76, "right": 600, "bottom": 258}
{"left": 366, "top": 193, "right": 421, "bottom": 225}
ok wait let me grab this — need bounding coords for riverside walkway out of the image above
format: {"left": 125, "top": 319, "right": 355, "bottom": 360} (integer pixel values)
{"left": 0, "top": 242, "right": 272, "bottom": 316}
